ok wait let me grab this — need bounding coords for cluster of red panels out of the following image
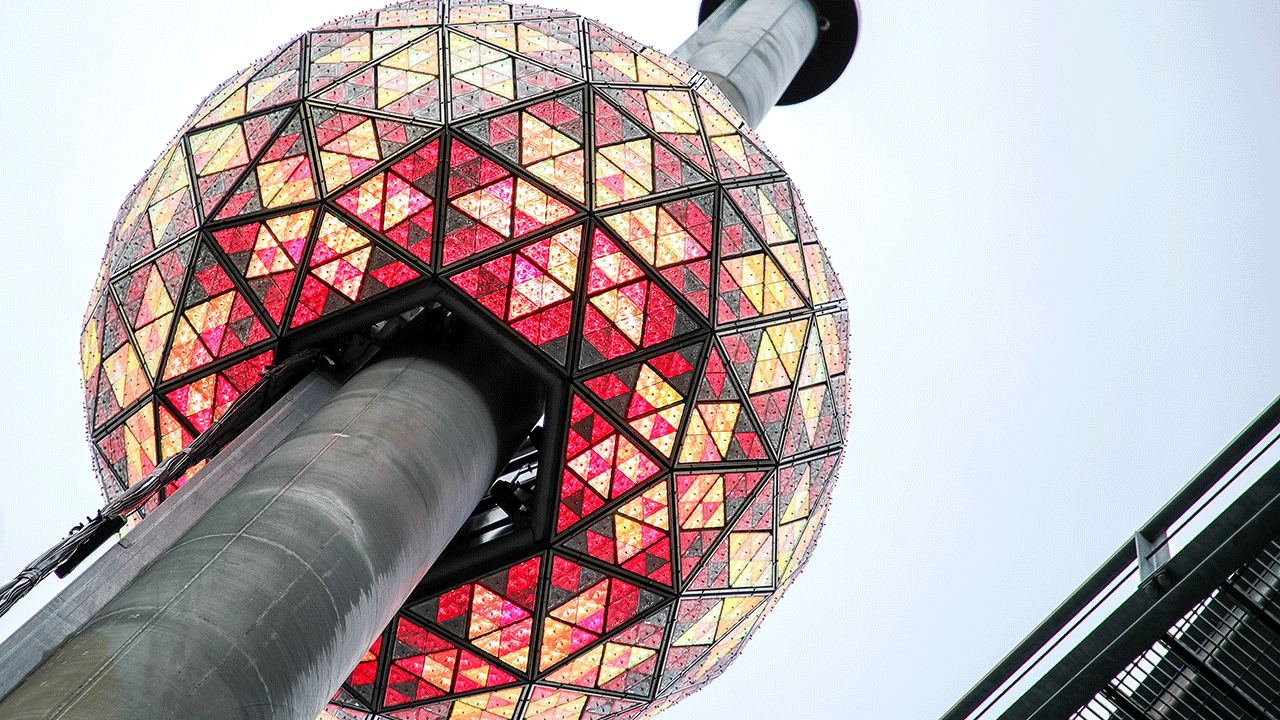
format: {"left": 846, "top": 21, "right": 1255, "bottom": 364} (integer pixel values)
{"left": 337, "top": 444, "right": 841, "bottom": 719}
{"left": 87, "top": 107, "right": 843, "bottom": 506}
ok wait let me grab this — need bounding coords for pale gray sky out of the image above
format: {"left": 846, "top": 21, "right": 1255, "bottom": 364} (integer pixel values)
{"left": 0, "top": 2, "right": 1277, "bottom": 719}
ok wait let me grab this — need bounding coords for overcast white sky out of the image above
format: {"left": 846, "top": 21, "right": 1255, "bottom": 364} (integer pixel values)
{"left": 0, "top": 2, "right": 1277, "bottom": 719}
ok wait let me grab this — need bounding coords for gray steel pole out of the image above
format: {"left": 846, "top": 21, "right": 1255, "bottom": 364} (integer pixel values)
{"left": 0, "top": 337, "right": 541, "bottom": 720}
{"left": 674, "top": 0, "right": 820, "bottom": 128}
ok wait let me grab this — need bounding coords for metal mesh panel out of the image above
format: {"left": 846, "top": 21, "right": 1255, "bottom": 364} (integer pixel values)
{"left": 1070, "top": 537, "right": 1280, "bottom": 720}
{"left": 1175, "top": 588, "right": 1280, "bottom": 715}
{"left": 1110, "top": 641, "right": 1248, "bottom": 720}
{"left": 1070, "top": 694, "right": 1136, "bottom": 720}
{"left": 1233, "top": 539, "right": 1280, "bottom": 613}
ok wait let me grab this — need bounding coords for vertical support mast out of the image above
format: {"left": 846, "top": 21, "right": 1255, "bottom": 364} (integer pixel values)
{"left": 674, "top": 0, "right": 819, "bottom": 128}
{"left": 674, "top": 0, "right": 859, "bottom": 128}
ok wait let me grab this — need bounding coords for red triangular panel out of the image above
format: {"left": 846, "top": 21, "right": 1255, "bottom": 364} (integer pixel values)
{"left": 579, "top": 228, "right": 701, "bottom": 369}
{"left": 582, "top": 344, "right": 698, "bottom": 459}
{"left": 448, "top": 224, "right": 583, "bottom": 365}
{"left": 687, "top": 478, "right": 774, "bottom": 591}
{"left": 561, "top": 476, "right": 674, "bottom": 586}
{"left": 558, "top": 394, "right": 663, "bottom": 533}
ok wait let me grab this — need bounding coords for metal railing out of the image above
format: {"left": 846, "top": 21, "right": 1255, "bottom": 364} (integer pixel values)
{"left": 942, "top": 393, "right": 1280, "bottom": 720}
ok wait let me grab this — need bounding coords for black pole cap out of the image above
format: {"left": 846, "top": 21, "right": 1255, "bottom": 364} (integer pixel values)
{"left": 698, "top": 0, "right": 859, "bottom": 105}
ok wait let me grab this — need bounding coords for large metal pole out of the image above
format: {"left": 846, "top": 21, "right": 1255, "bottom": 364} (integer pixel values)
{"left": 0, "top": 335, "right": 541, "bottom": 720}
{"left": 674, "top": 0, "right": 820, "bottom": 128}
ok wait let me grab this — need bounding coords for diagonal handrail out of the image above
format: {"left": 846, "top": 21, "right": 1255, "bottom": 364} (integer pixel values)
{"left": 939, "top": 392, "right": 1280, "bottom": 720}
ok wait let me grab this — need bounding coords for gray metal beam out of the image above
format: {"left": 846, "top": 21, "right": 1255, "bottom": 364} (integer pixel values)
{"left": 0, "top": 341, "right": 541, "bottom": 720}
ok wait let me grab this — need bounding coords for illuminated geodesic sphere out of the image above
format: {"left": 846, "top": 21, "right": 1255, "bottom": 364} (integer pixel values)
{"left": 80, "top": 1, "right": 849, "bottom": 718}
